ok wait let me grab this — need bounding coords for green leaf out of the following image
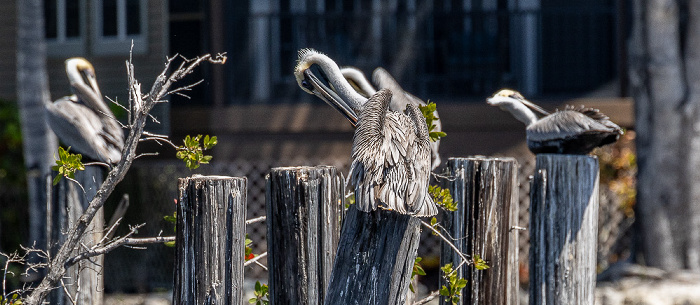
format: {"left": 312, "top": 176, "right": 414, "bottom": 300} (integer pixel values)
{"left": 177, "top": 134, "right": 217, "bottom": 170}
{"left": 441, "top": 263, "right": 453, "bottom": 274}
{"left": 415, "top": 265, "right": 426, "bottom": 276}
{"left": 52, "top": 146, "right": 85, "bottom": 185}
{"left": 429, "top": 185, "right": 457, "bottom": 211}
{"left": 206, "top": 136, "right": 218, "bottom": 148}
{"left": 439, "top": 286, "right": 450, "bottom": 296}
{"left": 164, "top": 241, "right": 176, "bottom": 247}
{"left": 164, "top": 212, "right": 177, "bottom": 224}
{"left": 473, "top": 254, "right": 490, "bottom": 270}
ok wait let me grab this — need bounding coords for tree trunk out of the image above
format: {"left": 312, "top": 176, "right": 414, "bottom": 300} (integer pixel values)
{"left": 629, "top": 0, "right": 700, "bottom": 270}
{"left": 16, "top": 0, "right": 57, "bottom": 277}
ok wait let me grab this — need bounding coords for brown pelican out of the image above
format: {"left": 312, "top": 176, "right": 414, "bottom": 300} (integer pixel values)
{"left": 295, "top": 49, "right": 438, "bottom": 217}
{"left": 45, "top": 58, "right": 125, "bottom": 164}
{"left": 487, "top": 89, "right": 623, "bottom": 154}
{"left": 339, "top": 66, "right": 443, "bottom": 169}
{"left": 340, "top": 66, "right": 375, "bottom": 98}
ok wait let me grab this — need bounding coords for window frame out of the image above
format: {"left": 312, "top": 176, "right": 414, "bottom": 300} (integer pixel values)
{"left": 91, "top": 0, "right": 148, "bottom": 55}
{"left": 46, "top": 0, "right": 87, "bottom": 57}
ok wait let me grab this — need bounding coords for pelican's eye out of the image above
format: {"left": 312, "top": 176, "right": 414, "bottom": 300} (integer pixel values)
{"left": 301, "top": 78, "right": 314, "bottom": 91}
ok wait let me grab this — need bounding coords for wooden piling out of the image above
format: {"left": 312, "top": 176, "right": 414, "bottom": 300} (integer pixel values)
{"left": 47, "top": 166, "right": 104, "bottom": 305}
{"left": 439, "top": 157, "right": 520, "bottom": 305}
{"left": 324, "top": 203, "right": 421, "bottom": 305}
{"left": 529, "top": 154, "right": 599, "bottom": 305}
{"left": 266, "top": 166, "right": 344, "bottom": 305}
{"left": 174, "top": 175, "right": 247, "bottom": 305}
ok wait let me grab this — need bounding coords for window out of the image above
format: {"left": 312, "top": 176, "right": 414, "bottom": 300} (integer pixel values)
{"left": 45, "top": 0, "right": 147, "bottom": 56}
{"left": 45, "top": 0, "right": 86, "bottom": 57}
{"left": 92, "top": 0, "right": 147, "bottom": 55}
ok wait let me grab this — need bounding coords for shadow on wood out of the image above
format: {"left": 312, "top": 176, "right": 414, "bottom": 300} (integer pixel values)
{"left": 325, "top": 204, "right": 421, "bottom": 305}
{"left": 440, "top": 157, "right": 519, "bottom": 305}
{"left": 529, "top": 154, "right": 599, "bottom": 305}
{"left": 174, "top": 175, "right": 247, "bottom": 305}
{"left": 266, "top": 166, "right": 344, "bottom": 305}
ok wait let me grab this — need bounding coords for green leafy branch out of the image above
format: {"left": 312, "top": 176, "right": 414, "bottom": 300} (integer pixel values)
{"left": 473, "top": 254, "right": 490, "bottom": 271}
{"left": 418, "top": 102, "right": 446, "bottom": 142}
{"left": 439, "top": 263, "right": 468, "bottom": 305}
{"left": 51, "top": 147, "right": 85, "bottom": 185}
{"left": 245, "top": 234, "right": 255, "bottom": 261}
{"left": 0, "top": 294, "right": 22, "bottom": 305}
{"left": 410, "top": 257, "right": 427, "bottom": 293}
{"left": 429, "top": 185, "right": 456, "bottom": 211}
{"left": 163, "top": 211, "right": 177, "bottom": 247}
{"left": 176, "top": 134, "right": 217, "bottom": 170}
{"left": 249, "top": 281, "right": 269, "bottom": 305}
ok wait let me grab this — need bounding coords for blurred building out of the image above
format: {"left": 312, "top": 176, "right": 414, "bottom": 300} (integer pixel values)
{"left": 0, "top": 0, "right": 632, "bottom": 155}
{"left": 0, "top": 0, "right": 634, "bottom": 293}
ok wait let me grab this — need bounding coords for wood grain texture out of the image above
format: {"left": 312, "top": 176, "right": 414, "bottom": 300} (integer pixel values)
{"left": 174, "top": 175, "right": 247, "bottom": 305}
{"left": 529, "top": 154, "right": 599, "bottom": 305}
{"left": 266, "top": 166, "right": 344, "bottom": 305}
{"left": 47, "top": 166, "right": 104, "bottom": 305}
{"left": 325, "top": 204, "right": 421, "bottom": 305}
{"left": 439, "top": 157, "right": 519, "bottom": 305}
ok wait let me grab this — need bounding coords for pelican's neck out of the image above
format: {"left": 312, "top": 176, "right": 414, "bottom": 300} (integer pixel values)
{"left": 341, "top": 67, "right": 377, "bottom": 97}
{"left": 299, "top": 52, "right": 367, "bottom": 112}
{"left": 503, "top": 100, "right": 539, "bottom": 126}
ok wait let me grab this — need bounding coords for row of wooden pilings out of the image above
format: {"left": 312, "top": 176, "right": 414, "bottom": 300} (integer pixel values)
{"left": 168, "top": 154, "right": 599, "bottom": 305}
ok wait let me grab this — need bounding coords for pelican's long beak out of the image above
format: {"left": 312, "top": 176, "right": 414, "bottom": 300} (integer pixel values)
{"left": 81, "top": 69, "right": 101, "bottom": 97}
{"left": 518, "top": 98, "right": 550, "bottom": 116}
{"left": 487, "top": 92, "right": 550, "bottom": 116}
{"left": 302, "top": 69, "right": 359, "bottom": 126}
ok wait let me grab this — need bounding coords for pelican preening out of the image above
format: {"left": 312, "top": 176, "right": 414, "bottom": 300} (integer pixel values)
{"left": 487, "top": 89, "right": 623, "bottom": 155}
{"left": 340, "top": 67, "right": 375, "bottom": 98}
{"left": 295, "top": 48, "right": 438, "bottom": 217}
{"left": 45, "top": 58, "right": 125, "bottom": 164}
{"left": 339, "top": 66, "right": 443, "bottom": 169}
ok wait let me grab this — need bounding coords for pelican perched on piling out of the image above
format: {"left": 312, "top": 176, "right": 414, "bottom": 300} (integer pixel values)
{"left": 487, "top": 89, "right": 623, "bottom": 154}
{"left": 339, "top": 66, "right": 443, "bottom": 169}
{"left": 46, "top": 58, "right": 124, "bottom": 164}
{"left": 295, "top": 49, "right": 438, "bottom": 217}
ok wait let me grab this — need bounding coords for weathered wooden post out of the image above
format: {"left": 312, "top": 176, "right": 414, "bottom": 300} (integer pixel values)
{"left": 174, "top": 175, "right": 247, "bottom": 305}
{"left": 529, "top": 154, "right": 599, "bottom": 305}
{"left": 47, "top": 166, "right": 104, "bottom": 305}
{"left": 266, "top": 166, "right": 344, "bottom": 305}
{"left": 439, "top": 157, "right": 520, "bottom": 305}
{"left": 325, "top": 204, "right": 421, "bottom": 304}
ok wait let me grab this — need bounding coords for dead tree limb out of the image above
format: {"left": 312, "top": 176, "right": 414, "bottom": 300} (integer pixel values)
{"left": 24, "top": 52, "right": 226, "bottom": 305}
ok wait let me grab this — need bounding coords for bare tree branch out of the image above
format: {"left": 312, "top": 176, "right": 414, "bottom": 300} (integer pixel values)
{"left": 420, "top": 220, "right": 471, "bottom": 272}
{"left": 412, "top": 290, "right": 440, "bottom": 305}
{"left": 23, "top": 51, "right": 226, "bottom": 305}
{"left": 246, "top": 216, "right": 267, "bottom": 225}
{"left": 245, "top": 252, "right": 268, "bottom": 271}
